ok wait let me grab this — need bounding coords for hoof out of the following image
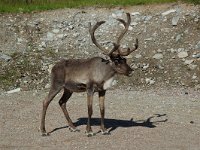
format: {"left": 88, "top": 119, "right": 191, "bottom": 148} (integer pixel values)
{"left": 101, "top": 129, "right": 110, "bottom": 135}
{"left": 41, "top": 132, "right": 50, "bottom": 136}
{"left": 85, "top": 131, "right": 96, "bottom": 137}
{"left": 69, "top": 127, "right": 80, "bottom": 132}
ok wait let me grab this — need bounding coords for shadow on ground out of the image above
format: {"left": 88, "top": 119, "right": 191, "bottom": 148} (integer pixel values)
{"left": 49, "top": 114, "right": 167, "bottom": 134}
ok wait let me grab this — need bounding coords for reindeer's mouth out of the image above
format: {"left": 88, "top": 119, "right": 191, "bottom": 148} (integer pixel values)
{"left": 116, "top": 69, "right": 133, "bottom": 77}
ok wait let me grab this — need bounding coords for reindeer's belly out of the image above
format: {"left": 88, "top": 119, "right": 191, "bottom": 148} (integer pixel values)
{"left": 64, "top": 77, "right": 114, "bottom": 92}
{"left": 64, "top": 82, "right": 87, "bottom": 92}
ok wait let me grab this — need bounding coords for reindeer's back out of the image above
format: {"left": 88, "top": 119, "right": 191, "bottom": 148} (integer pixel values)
{"left": 50, "top": 57, "right": 115, "bottom": 89}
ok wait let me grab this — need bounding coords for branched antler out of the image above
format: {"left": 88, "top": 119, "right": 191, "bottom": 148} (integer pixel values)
{"left": 89, "top": 13, "right": 138, "bottom": 57}
{"left": 116, "top": 13, "right": 131, "bottom": 45}
{"left": 89, "top": 21, "right": 119, "bottom": 55}
{"left": 114, "top": 13, "right": 138, "bottom": 56}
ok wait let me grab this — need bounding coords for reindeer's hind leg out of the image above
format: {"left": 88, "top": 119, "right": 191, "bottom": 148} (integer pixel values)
{"left": 40, "top": 84, "right": 62, "bottom": 136}
{"left": 59, "top": 89, "right": 79, "bottom": 132}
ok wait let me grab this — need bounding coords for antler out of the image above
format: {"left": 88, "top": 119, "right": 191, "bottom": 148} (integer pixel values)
{"left": 89, "top": 21, "right": 119, "bottom": 55}
{"left": 112, "top": 13, "right": 138, "bottom": 56}
{"left": 116, "top": 13, "right": 131, "bottom": 45}
{"left": 89, "top": 13, "right": 138, "bottom": 57}
{"left": 116, "top": 38, "right": 138, "bottom": 56}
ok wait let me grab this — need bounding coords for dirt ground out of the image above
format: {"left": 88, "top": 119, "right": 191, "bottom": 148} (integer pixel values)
{"left": 0, "top": 87, "right": 199, "bottom": 150}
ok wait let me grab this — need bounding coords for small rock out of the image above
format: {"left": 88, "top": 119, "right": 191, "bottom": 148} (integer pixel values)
{"left": 144, "top": 16, "right": 152, "bottom": 21}
{"left": 184, "top": 29, "right": 189, "bottom": 34}
{"left": 145, "top": 78, "right": 155, "bottom": 85}
{"left": 112, "top": 10, "right": 124, "bottom": 18}
{"left": 177, "top": 48, "right": 185, "bottom": 52}
{"left": 143, "top": 26, "right": 147, "bottom": 32}
{"left": 195, "top": 84, "right": 200, "bottom": 90}
{"left": 176, "top": 34, "right": 181, "bottom": 42}
{"left": 131, "top": 63, "right": 138, "bottom": 69}
{"left": 52, "top": 29, "right": 60, "bottom": 34}
{"left": 48, "top": 64, "right": 54, "bottom": 73}
{"left": 157, "top": 49, "right": 162, "bottom": 53}
{"left": 168, "top": 48, "right": 176, "bottom": 53}
{"left": 162, "top": 17, "right": 168, "bottom": 22}
{"left": 57, "top": 34, "right": 64, "bottom": 39}
{"left": 55, "top": 49, "right": 59, "bottom": 53}
{"left": 0, "top": 53, "right": 12, "bottom": 61}
{"left": 188, "top": 64, "right": 197, "bottom": 70}
{"left": 131, "top": 12, "right": 140, "bottom": 16}
{"left": 17, "top": 38, "right": 23, "bottom": 43}
{"left": 45, "top": 83, "right": 50, "bottom": 89}
{"left": 152, "top": 32, "right": 158, "bottom": 37}
{"left": 172, "top": 16, "right": 180, "bottom": 26}
{"left": 135, "top": 54, "right": 142, "bottom": 59}
{"left": 178, "top": 51, "right": 188, "bottom": 58}
{"left": 7, "top": 88, "right": 21, "bottom": 94}
{"left": 143, "top": 64, "right": 149, "bottom": 69}
{"left": 158, "top": 65, "right": 164, "bottom": 70}
{"left": 153, "top": 53, "right": 163, "bottom": 59}
{"left": 195, "top": 41, "right": 200, "bottom": 49}
{"left": 68, "top": 25, "right": 74, "bottom": 30}
{"left": 160, "top": 28, "right": 171, "bottom": 33}
{"left": 184, "top": 60, "right": 194, "bottom": 65}
{"left": 162, "top": 9, "right": 176, "bottom": 16}
{"left": 73, "top": 33, "right": 80, "bottom": 38}
{"left": 194, "top": 17, "right": 199, "bottom": 22}
{"left": 190, "top": 121, "right": 194, "bottom": 124}
{"left": 128, "top": 26, "right": 133, "bottom": 31}
{"left": 145, "top": 38, "right": 153, "bottom": 41}
{"left": 40, "top": 41, "right": 46, "bottom": 48}
{"left": 192, "top": 75, "right": 197, "bottom": 79}
{"left": 112, "top": 80, "right": 117, "bottom": 87}
{"left": 42, "top": 65, "right": 48, "bottom": 71}
{"left": 46, "top": 32, "right": 54, "bottom": 41}
{"left": 192, "top": 53, "right": 200, "bottom": 58}
{"left": 130, "top": 22, "right": 138, "bottom": 26}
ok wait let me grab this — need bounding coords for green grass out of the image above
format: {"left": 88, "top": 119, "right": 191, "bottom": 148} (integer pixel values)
{"left": 0, "top": 0, "right": 175, "bottom": 13}
{"left": 0, "top": 0, "right": 199, "bottom": 13}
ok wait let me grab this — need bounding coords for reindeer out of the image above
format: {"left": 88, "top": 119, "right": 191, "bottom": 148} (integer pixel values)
{"left": 40, "top": 13, "right": 138, "bottom": 137}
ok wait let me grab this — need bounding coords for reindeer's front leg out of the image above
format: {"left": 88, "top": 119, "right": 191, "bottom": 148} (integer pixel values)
{"left": 86, "top": 86, "right": 95, "bottom": 137}
{"left": 99, "top": 90, "right": 110, "bottom": 135}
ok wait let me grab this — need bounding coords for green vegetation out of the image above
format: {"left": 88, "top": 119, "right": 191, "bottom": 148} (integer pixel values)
{"left": 1, "top": 0, "right": 199, "bottom": 13}
{"left": 1, "top": 0, "right": 200, "bottom": 13}
{"left": 183, "top": 0, "right": 200, "bottom": 4}
{"left": 1, "top": 0, "right": 198, "bottom": 13}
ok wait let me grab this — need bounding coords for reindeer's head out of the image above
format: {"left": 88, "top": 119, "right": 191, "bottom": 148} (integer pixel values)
{"left": 109, "top": 52, "right": 134, "bottom": 76}
{"left": 89, "top": 13, "right": 138, "bottom": 76}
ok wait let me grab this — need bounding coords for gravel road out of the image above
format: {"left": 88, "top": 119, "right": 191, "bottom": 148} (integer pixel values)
{"left": 0, "top": 87, "right": 199, "bottom": 150}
